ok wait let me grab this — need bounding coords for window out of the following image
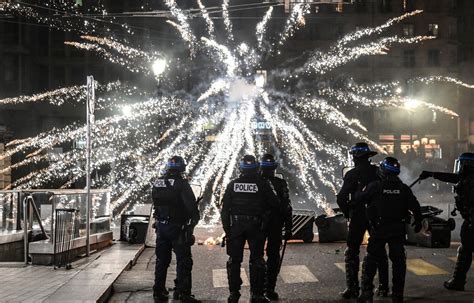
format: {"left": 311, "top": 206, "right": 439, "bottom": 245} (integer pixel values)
{"left": 403, "top": 50, "right": 416, "bottom": 67}
{"left": 404, "top": 0, "right": 415, "bottom": 12}
{"left": 403, "top": 24, "right": 415, "bottom": 37}
{"left": 428, "top": 49, "right": 440, "bottom": 67}
{"left": 428, "top": 24, "right": 439, "bottom": 37}
{"left": 355, "top": 0, "right": 367, "bottom": 13}
{"left": 380, "top": 0, "right": 392, "bottom": 13}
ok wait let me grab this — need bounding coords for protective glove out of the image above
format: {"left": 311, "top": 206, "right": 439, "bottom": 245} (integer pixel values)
{"left": 419, "top": 171, "right": 433, "bottom": 180}
{"left": 284, "top": 229, "right": 293, "bottom": 240}
{"left": 412, "top": 221, "right": 422, "bottom": 233}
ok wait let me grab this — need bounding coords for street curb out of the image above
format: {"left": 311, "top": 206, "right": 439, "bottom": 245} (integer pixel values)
{"left": 98, "top": 244, "right": 145, "bottom": 303}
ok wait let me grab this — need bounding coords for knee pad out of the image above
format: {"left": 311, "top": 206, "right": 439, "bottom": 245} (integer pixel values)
{"left": 345, "top": 247, "right": 360, "bottom": 261}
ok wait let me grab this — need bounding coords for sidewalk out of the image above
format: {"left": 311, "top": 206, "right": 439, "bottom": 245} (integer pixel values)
{"left": 0, "top": 242, "right": 143, "bottom": 303}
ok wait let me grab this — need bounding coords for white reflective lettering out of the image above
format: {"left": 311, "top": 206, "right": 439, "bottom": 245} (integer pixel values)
{"left": 154, "top": 179, "right": 175, "bottom": 187}
{"left": 383, "top": 189, "right": 400, "bottom": 194}
{"left": 234, "top": 183, "right": 259, "bottom": 193}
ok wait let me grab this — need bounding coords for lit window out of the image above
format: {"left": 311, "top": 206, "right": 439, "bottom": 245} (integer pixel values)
{"left": 403, "top": 24, "right": 415, "bottom": 37}
{"left": 428, "top": 24, "right": 439, "bottom": 37}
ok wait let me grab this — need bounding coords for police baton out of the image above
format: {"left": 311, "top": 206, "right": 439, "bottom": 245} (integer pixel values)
{"left": 409, "top": 177, "right": 421, "bottom": 188}
{"left": 278, "top": 239, "right": 288, "bottom": 274}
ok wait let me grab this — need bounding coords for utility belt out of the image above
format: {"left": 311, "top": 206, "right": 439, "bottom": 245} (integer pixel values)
{"left": 155, "top": 216, "right": 187, "bottom": 226}
{"left": 231, "top": 215, "right": 261, "bottom": 223}
{"left": 371, "top": 217, "right": 406, "bottom": 228}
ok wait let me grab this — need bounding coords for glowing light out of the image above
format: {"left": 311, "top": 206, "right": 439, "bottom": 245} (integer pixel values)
{"left": 404, "top": 98, "right": 421, "bottom": 110}
{"left": 121, "top": 105, "right": 132, "bottom": 117}
{"left": 395, "top": 87, "right": 403, "bottom": 94}
{"left": 2, "top": 2, "right": 471, "bottom": 225}
{"left": 152, "top": 58, "right": 167, "bottom": 77}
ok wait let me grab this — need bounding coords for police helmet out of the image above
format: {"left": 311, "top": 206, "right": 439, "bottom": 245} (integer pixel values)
{"left": 453, "top": 152, "right": 474, "bottom": 175}
{"left": 378, "top": 157, "right": 401, "bottom": 178}
{"left": 349, "top": 142, "right": 378, "bottom": 159}
{"left": 260, "top": 153, "right": 279, "bottom": 170}
{"left": 239, "top": 155, "right": 259, "bottom": 174}
{"left": 166, "top": 155, "right": 186, "bottom": 173}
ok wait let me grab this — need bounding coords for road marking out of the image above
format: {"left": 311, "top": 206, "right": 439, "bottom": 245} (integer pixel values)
{"left": 279, "top": 265, "right": 318, "bottom": 284}
{"left": 448, "top": 257, "right": 474, "bottom": 266}
{"left": 406, "top": 259, "right": 448, "bottom": 276}
{"left": 212, "top": 268, "right": 249, "bottom": 288}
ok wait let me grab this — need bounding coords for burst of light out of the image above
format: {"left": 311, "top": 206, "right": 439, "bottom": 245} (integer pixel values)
{"left": 404, "top": 98, "right": 421, "bottom": 110}
{"left": 152, "top": 58, "right": 167, "bottom": 77}
{"left": 1, "top": 1, "right": 472, "bottom": 224}
{"left": 121, "top": 105, "right": 133, "bottom": 117}
{"left": 395, "top": 87, "right": 403, "bottom": 94}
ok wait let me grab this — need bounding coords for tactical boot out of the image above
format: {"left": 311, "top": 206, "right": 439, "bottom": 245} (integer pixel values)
{"left": 376, "top": 285, "right": 389, "bottom": 297}
{"left": 444, "top": 278, "right": 465, "bottom": 291}
{"left": 251, "top": 293, "right": 270, "bottom": 303}
{"left": 264, "top": 289, "right": 279, "bottom": 301}
{"left": 356, "top": 290, "right": 373, "bottom": 303}
{"left": 340, "top": 288, "right": 359, "bottom": 299}
{"left": 228, "top": 291, "right": 240, "bottom": 303}
{"left": 444, "top": 245, "right": 471, "bottom": 291}
{"left": 180, "top": 294, "right": 201, "bottom": 303}
{"left": 153, "top": 286, "right": 169, "bottom": 302}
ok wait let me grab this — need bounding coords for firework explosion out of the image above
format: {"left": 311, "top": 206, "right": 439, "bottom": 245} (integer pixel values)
{"left": 0, "top": 1, "right": 470, "bottom": 224}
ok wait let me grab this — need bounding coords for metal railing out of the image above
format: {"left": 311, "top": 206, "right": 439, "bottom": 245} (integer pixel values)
{"left": 54, "top": 208, "right": 79, "bottom": 269}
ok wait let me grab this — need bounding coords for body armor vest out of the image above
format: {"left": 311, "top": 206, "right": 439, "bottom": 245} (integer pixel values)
{"left": 229, "top": 175, "right": 267, "bottom": 217}
{"left": 152, "top": 176, "right": 188, "bottom": 223}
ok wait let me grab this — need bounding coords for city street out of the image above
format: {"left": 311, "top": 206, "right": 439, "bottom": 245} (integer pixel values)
{"left": 109, "top": 230, "right": 474, "bottom": 302}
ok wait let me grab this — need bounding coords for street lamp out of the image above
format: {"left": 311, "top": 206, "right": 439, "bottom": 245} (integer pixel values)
{"left": 121, "top": 105, "right": 132, "bottom": 117}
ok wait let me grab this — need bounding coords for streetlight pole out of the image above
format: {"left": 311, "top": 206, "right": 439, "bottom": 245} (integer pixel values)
{"left": 86, "top": 76, "right": 95, "bottom": 257}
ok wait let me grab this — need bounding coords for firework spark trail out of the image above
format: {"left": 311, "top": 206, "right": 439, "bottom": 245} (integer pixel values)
{"left": 410, "top": 76, "right": 474, "bottom": 89}
{"left": 337, "top": 10, "right": 423, "bottom": 48}
{"left": 304, "top": 35, "right": 435, "bottom": 75}
{"left": 3, "top": 2, "right": 106, "bottom": 34}
{"left": 320, "top": 86, "right": 459, "bottom": 117}
{"left": 270, "top": 105, "right": 338, "bottom": 194}
{"left": 0, "top": 97, "right": 181, "bottom": 161}
{"left": 294, "top": 97, "right": 384, "bottom": 152}
{"left": 278, "top": 3, "right": 310, "bottom": 46}
{"left": 11, "top": 111, "right": 183, "bottom": 190}
{"left": 65, "top": 42, "right": 146, "bottom": 73}
{"left": 165, "top": 0, "right": 197, "bottom": 54}
{"left": 256, "top": 6, "right": 273, "bottom": 50}
{"left": 319, "top": 87, "right": 393, "bottom": 108}
{"left": 110, "top": 118, "right": 189, "bottom": 211}
{"left": 0, "top": 81, "right": 124, "bottom": 106}
{"left": 197, "top": 0, "right": 215, "bottom": 40}
{"left": 201, "top": 37, "right": 238, "bottom": 77}
{"left": 80, "top": 36, "right": 153, "bottom": 61}
{"left": 295, "top": 97, "right": 367, "bottom": 131}
{"left": 197, "top": 79, "right": 229, "bottom": 102}
{"left": 261, "top": 104, "right": 333, "bottom": 213}
{"left": 222, "top": 0, "right": 234, "bottom": 42}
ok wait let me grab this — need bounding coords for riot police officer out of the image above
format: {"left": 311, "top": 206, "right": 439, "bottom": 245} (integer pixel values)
{"left": 357, "top": 157, "right": 422, "bottom": 303}
{"left": 221, "top": 155, "right": 278, "bottom": 303}
{"left": 337, "top": 142, "right": 389, "bottom": 299}
{"left": 419, "top": 152, "right": 474, "bottom": 291}
{"left": 260, "top": 154, "right": 293, "bottom": 300}
{"left": 152, "top": 156, "right": 200, "bottom": 303}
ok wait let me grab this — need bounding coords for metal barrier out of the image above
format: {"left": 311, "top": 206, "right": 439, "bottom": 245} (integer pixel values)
{"left": 54, "top": 209, "right": 79, "bottom": 269}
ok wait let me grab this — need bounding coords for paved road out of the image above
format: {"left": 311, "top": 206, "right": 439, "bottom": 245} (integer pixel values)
{"left": 109, "top": 230, "right": 474, "bottom": 302}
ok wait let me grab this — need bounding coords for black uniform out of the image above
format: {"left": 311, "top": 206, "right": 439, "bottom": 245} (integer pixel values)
{"left": 337, "top": 159, "right": 389, "bottom": 295}
{"left": 427, "top": 172, "right": 474, "bottom": 288}
{"left": 152, "top": 173, "right": 200, "bottom": 300}
{"left": 221, "top": 173, "right": 277, "bottom": 300}
{"left": 261, "top": 175, "right": 293, "bottom": 294}
{"left": 358, "top": 175, "right": 422, "bottom": 300}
